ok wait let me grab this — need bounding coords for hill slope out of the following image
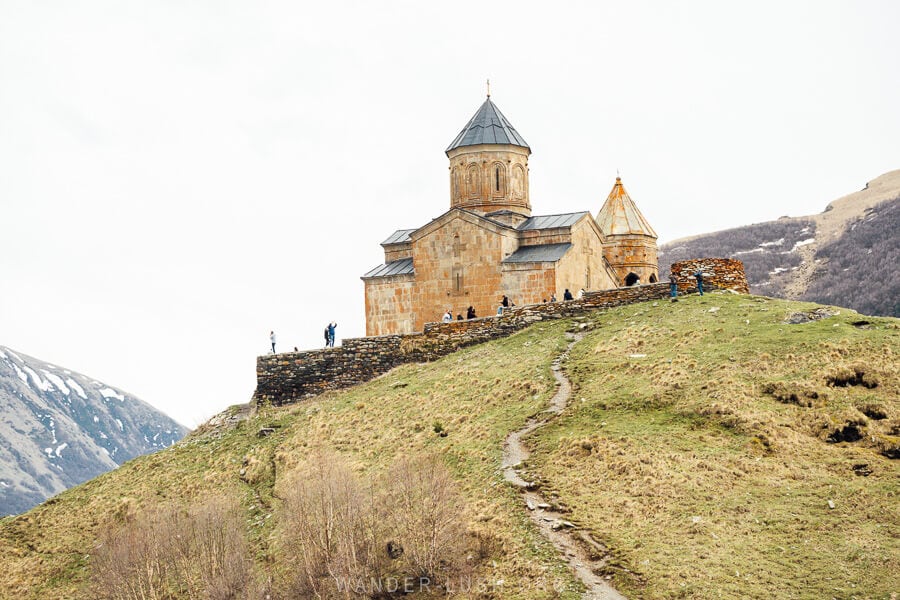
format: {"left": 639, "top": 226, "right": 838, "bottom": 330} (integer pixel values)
{"left": 659, "top": 169, "right": 900, "bottom": 316}
{"left": 0, "top": 295, "right": 897, "bottom": 599}
{"left": 0, "top": 346, "right": 188, "bottom": 516}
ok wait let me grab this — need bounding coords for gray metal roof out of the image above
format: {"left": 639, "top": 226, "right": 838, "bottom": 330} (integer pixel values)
{"left": 362, "top": 258, "right": 414, "bottom": 278}
{"left": 517, "top": 212, "right": 588, "bottom": 231}
{"left": 502, "top": 243, "right": 572, "bottom": 263}
{"left": 446, "top": 98, "right": 530, "bottom": 153}
{"left": 381, "top": 229, "right": 416, "bottom": 245}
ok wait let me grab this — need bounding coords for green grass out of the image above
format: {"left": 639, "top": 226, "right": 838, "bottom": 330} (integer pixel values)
{"left": 526, "top": 294, "right": 899, "bottom": 599}
{"left": 0, "top": 293, "right": 897, "bottom": 599}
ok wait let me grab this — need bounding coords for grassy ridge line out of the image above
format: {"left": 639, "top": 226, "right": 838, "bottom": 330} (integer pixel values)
{"left": 526, "top": 293, "right": 899, "bottom": 599}
{"left": 0, "top": 320, "right": 586, "bottom": 599}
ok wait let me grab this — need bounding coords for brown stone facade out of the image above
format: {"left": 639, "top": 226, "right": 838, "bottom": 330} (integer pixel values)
{"left": 259, "top": 259, "right": 749, "bottom": 407}
{"left": 448, "top": 144, "right": 531, "bottom": 216}
{"left": 603, "top": 233, "right": 659, "bottom": 285}
{"left": 409, "top": 211, "right": 517, "bottom": 330}
{"left": 363, "top": 211, "right": 621, "bottom": 335}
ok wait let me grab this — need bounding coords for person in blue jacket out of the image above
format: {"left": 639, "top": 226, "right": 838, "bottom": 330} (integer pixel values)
{"left": 327, "top": 322, "right": 337, "bottom": 347}
{"left": 694, "top": 271, "right": 704, "bottom": 296}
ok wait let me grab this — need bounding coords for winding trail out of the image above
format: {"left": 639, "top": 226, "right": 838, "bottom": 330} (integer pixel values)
{"left": 502, "top": 333, "right": 627, "bottom": 600}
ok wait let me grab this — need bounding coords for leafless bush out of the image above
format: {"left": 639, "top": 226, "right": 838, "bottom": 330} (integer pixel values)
{"left": 92, "top": 495, "right": 252, "bottom": 600}
{"left": 277, "top": 451, "right": 468, "bottom": 598}
{"left": 381, "top": 455, "right": 466, "bottom": 581}
{"left": 279, "top": 450, "right": 384, "bottom": 599}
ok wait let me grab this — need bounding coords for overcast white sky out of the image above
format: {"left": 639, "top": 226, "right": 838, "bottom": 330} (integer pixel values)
{"left": 2, "top": 1, "right": 898, "bottom": 427}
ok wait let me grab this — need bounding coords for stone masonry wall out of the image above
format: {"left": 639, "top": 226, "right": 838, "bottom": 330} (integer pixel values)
{"left": 256, "top": 258, "right": 748, "bottom": 407}
{"left": 670, "top": 258, "right": 750, "bottom": 294}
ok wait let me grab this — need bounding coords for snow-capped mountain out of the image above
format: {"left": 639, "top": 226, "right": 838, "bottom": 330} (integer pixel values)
{"left": 0, "top": 346, "right": 188, "bottom": 516}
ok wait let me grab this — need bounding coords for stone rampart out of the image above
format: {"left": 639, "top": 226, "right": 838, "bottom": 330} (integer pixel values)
{"left": 255, "top": 259, "right": 748, "bottom": 406}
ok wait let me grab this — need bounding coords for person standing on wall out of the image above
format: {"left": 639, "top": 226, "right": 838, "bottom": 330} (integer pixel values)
{"left": 694, "top": 270, "right": 704, "bottom": 296}
{"left": 324, "top": 325, "right": 330, "bottom": 348}
{"left": 669, "top": 273, "right": 679, "bottom": 301}
{"left": 328, "top": 322, "right": 337, "bottom": 347}
{"left": 270, "top": 331, "right": 276, "bottom": 354}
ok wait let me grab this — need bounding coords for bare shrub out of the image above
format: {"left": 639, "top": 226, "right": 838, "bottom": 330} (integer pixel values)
{"left": 276, "top": 451, "right": 469, "bottom": 597}
{"left": 92, "top": 495, "right": 252, "bottom": 600}
{"left": 279, "top": 450, "right": 384, "bottom": 599}
{"left": 381, "top": 454, "right": 467, "bottom": 583}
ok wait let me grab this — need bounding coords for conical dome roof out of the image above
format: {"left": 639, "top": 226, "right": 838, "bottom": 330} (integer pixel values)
{"left": 446, "top": 97, "right": 529, "bottom": 153}
{"left": 595, "top": 177, "right": 657, "bottom": 238}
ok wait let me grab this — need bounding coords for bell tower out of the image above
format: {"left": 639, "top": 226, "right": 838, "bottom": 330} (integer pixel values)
{"left": 595, "top": 176, "right": 659, "bottom": 286}
{"left": 445, "top": 91, "right": 531, "bottom": 220}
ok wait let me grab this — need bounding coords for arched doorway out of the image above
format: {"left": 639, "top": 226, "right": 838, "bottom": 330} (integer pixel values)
{"left": 625, "top": 273, "right": 640, "bottom": 287}
{"left": 649, "top": 274, "right": 658, "bottom": 283}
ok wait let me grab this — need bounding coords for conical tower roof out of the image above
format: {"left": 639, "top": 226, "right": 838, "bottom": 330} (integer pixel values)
{"left": 446, "top": 97, "right": 529, "bottom": 154}
{"left": 595, "top": 177, "right": 657, "bottom": 238}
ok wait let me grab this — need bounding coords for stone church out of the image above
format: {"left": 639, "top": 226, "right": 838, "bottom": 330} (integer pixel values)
{"left": 362, "top": 94, "right": 658, "bottom": 336}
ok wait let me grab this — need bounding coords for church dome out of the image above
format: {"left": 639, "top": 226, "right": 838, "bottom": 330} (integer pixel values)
{"left": 446, "top": 97, "right": 530, "bottom": 154}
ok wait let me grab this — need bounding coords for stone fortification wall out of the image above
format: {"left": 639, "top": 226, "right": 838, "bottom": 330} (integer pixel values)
{"left": 670, "top": 258, "right": 750, "bottom": 294}
{"left": 256, "top": 258, "right": 747, "bottom": 407}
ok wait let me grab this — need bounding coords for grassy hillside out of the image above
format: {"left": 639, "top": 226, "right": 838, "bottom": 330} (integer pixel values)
{"left": 1, "top": 294, "right": 897, "bottom": 599}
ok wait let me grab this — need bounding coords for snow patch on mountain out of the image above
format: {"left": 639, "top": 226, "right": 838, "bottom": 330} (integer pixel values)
{"left": 66, "top": 378, "right": 87, "bottom": 399}
{"left": 100, "top": 387, "right": 125, "bottom": 401}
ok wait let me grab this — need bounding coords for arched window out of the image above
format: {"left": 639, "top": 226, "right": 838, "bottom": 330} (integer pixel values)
{"left": 467, "top": 165, "right": 480, "bottom": 198}
{"left": 451, "top": 167, "right": 459, "bottom": 200}
{"left": 625, "top": 273, "right": 640, "bottom": 287}
{"left": 492, "top": 163, "right": 505, "bottom": 196}
{"left": 453, "top": 235, "right": 461, "bottom": 259}
{"left": 512, "top": 164, "right": 525, "bottom": 199}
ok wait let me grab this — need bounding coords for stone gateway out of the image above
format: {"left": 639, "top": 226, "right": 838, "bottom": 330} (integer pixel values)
{"left": 362, "top": 93, "right": 659, "bottom": 336}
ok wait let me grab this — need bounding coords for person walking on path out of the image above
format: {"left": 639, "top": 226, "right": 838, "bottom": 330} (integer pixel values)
{"left": 327, "top": 322, "right": 337, "bottom": 347}
{"left": 563, "top": 289, "right": 573, "bottom": 301}
{"left": 269, "top": 331, "right": 276, "bottom": 354}
{"left": 669, "top": 273, "right": 679, "bottom": 300}
{"left": 694, "top": 270, "right": 704, "bottom": 296}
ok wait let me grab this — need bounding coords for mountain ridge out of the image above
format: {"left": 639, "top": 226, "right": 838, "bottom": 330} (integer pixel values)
{"left": 0, "top": 345, "right": 188, "bottom": 516}
{"left": 660, "top": 169, "right": 900, "bottom": 316}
